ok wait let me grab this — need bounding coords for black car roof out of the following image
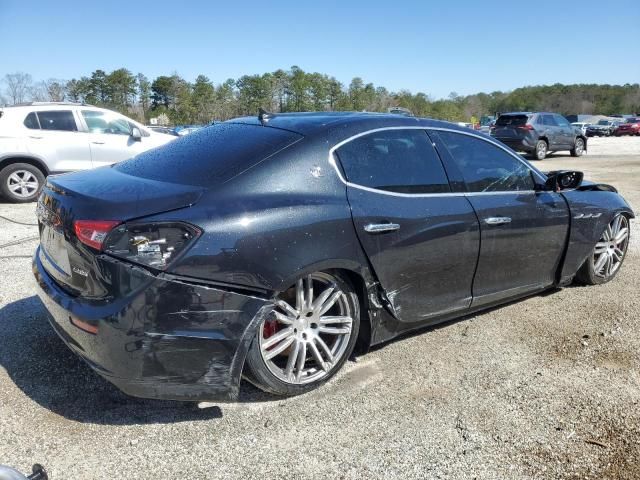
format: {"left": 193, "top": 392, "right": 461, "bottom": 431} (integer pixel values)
{"left": 227, "top": 111, "right": 473, "bottom": 137}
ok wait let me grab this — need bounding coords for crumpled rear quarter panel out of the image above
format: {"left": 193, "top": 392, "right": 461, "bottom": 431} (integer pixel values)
{"left": 34, "top": 250, "right": 271, "bottom": 401}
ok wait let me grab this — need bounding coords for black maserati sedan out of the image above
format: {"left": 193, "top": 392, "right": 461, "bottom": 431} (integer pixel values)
{"left": 33, "top": 112, "right": 633, "bottom": 401}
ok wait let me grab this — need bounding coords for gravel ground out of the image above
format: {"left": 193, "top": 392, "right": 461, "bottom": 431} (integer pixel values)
{"left": 0, "top": 138, "right": 638, "bottom": 479}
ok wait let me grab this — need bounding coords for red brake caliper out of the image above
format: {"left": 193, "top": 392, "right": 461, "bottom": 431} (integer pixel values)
{"left": 263, "top": 319, "right": 278, "bottom": 340}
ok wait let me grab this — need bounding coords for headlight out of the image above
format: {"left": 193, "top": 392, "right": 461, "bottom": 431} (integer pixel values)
{"left": 104, "top": 222, "right": 201, "bottom": 270}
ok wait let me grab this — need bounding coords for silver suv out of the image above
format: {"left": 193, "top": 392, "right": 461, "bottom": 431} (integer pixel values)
{"left": 0, "top": 102, "right": 175, "bottom": 202}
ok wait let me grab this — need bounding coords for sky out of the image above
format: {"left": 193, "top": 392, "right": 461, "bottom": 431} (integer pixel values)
{"left": 0, "top": 0, "right": 638, "bottom": 99}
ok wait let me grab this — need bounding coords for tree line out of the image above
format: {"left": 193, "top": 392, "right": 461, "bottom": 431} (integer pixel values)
{"left": 2, "top": 67, "right": 639, "bottom": 125}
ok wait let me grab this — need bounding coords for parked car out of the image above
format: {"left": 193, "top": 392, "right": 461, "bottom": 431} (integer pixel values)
{"left": 571, "top": 122, "right": 591, "bottom": 136}
{"left": 614, "top": 118, "right": 640, "bottom": 136}
{"left": 0, "top": 102, "right": 176, "bottom": 202}
{"left": 491, "top": 112, "right": 587, "bottom": 160}
{"left": 33, "top": 112, "right": 633, "bottom": 401}
{"left": 611, "top": 120, "right": 625, "bottom": 135}
{"left": 175, "top": 125, "right": 205, "bottom": 136}
{"left": 479, "top": 115, "right": 496, "bottom": 134}
{"left": 586, "top": 120, "right": 616, "bottom": 137}
{"left": 147, "top": 125, "right": 179, "bottom": 136}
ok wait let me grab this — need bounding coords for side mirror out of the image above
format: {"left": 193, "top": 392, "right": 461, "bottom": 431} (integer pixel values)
{"left": 130, "top": 127, "right": 142, "bottom": 142}
{"left": 541, "top": 170, "right": 584, "bottom": 192}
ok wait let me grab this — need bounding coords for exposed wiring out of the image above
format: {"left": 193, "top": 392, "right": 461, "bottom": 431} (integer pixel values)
{"left": 0, "top": 214, "right": 38, "bottom": 226}
{"left": 0, "top": 235, "right": 39, "bottom": 249}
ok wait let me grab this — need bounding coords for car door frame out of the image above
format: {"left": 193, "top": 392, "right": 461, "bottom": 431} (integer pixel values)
{"left": 553, "top": 114, "right": 575, "bottom": 148}
{"left": 426, "top": 127, "right": 570, "bottom": 306}
{"left": 25, "top": 108, "right": 93, "bottom": 172}
{"left": 329, "top": 126, "right": 481, "bottom": 331}
{"left": 76, "top": 108, "right": 142, "bottom": 167}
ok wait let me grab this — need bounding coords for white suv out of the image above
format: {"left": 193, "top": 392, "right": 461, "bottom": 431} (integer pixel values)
{"left": 0, "top": 102, "right": 176, "bottom": 202}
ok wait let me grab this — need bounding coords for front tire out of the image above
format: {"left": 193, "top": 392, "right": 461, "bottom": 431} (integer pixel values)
{"left": 570, "top": 137, "right": 585, "bottom": 157}
{"left": 0, "top": 163, "right": 45, "bottom": 203}
{"left": 534, "top": 140, "right": 548, "bottom": 160}
{"left": 245, "top": 271, "right": 360, "bottom": 396}
{"left": 575, "top": 214, "right": 630, "bottom": 285}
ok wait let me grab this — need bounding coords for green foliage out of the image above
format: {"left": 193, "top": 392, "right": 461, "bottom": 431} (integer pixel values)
{"left": 22, "top": 66, "right": 635, "bottom": 125}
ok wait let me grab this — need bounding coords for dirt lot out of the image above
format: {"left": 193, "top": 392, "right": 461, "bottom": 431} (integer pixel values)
{"left": 0, "top": 136, "right": 638, "bottom": 479}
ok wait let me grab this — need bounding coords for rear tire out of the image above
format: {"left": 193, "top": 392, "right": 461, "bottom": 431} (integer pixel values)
{"left": 570, "top": 138, "right": 585, "bottom": 157}
{"left": 534, "top": 140, "right": 548, "bottom": 160}
{"left": 245, "top": 271, "right": 360, "bottom": 397}
{"left": 0, "top": 163, "right": 45, "bottom": 203}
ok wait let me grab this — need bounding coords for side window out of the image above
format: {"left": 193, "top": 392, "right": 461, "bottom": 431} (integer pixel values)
{"left": 436, "top": 131, "right": 535, "bottom": 193}
{"left": 36, "top": 111, "right": 78, "bottom": 131}
{"left": 24, "top": 112, "right": 40, "bottom": 129}
{"left": 543, "top": 115, "right": 557, "bottom": 126}
{"left": 555, "top": 115, "right": 570, "bottom": 127}
{"left": 82, "top": 110, "right": 131, "bottom": 135}
{"left": 335, "top": 129, "right": 450, "bottom": 194}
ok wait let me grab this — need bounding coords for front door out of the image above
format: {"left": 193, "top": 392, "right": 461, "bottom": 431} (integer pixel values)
{"left": 80, "top": 109, "right": 144, "bottom": 167}
{"left": 333, "top": 128, "right": 480, "bottom": 326}
{"left": 431, "top": 129, "right": 569, "bottom": 306}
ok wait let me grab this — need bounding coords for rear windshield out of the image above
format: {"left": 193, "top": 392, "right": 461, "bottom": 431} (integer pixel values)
{"left": 495, "top": 115, "right": 529, "bottom": 126}
{"left": 115, "top": 123, "right": 302, "bottom": 186}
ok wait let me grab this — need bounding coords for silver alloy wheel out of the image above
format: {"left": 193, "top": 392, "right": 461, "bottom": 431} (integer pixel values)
{"left": 593, "top": 215, "right": 629, "bottom": 278}
{"left": 7, "top": 170, "right": 39, "bottom": 198}
{"left": 536, "top": 141, "right": 547, "bottom": 159}
{"left": 259, "top": 273, "right": 353, "bottom": 385}
{"left": 574, "top": 138, "right": 584, "bottom": 155}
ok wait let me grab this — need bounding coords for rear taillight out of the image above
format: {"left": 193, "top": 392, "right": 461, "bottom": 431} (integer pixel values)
{"left": 517, "top": 124, "right": 534, "bottom": 130}
{"left": 74, "top": 220, "right": 120, "bottom": 250}
{"left": 104, "top": 222, "right": 201, "bottom": 270}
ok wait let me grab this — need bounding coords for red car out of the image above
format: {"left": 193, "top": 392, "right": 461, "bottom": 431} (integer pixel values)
{"left": 615, "top": 118, "right": 640, "bottom": 136}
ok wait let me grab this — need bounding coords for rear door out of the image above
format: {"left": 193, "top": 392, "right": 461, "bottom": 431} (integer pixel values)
{"left": 541, "top": 114, "right": 561, "bottom": 148}
{"left": 24, "top": 110, "right": 92, "bottom": 172}
{"left": 334, "top": 128, "right": 480, "bottom": 326}
{"left": 432, "top": 130, "right": 569, "bottom": 306}
{"left": 554, "top": 114, "right": 575, "bottom": 148}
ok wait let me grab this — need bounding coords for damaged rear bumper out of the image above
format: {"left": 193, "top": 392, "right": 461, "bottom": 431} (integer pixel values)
{"left": 33, "top": 247, "right": 272, "bottom": 402}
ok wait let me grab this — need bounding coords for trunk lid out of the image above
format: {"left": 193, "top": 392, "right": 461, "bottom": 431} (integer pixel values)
{"left": 37, "top": 167, "right": 204, "bottom": 297}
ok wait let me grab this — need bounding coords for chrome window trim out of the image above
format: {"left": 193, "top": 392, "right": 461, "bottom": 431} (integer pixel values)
{"left": 328, "top": 125, "right": 546, "bottom": 198}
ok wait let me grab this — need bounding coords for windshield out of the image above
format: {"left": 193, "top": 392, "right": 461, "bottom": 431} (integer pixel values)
{"left": 115, "top": 123, "right": 302, "bottom": 187}
{"left": 597, "top": 120, "right": 610, "bottom": 125}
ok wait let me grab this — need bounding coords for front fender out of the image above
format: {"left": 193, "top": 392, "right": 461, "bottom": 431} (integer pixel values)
{"left": 560, "top": 190, "right": 634, "bottom": 282}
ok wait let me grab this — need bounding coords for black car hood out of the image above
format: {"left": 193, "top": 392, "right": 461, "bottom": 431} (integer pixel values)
{"left": 576, "top": 180, "right": 618, "bottom": 193}
{"left": 46, "top": 166, "right": 204, "bottom": 221}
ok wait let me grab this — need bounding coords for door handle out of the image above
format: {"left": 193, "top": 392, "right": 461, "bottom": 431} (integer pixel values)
{"left": 28, "top": 135, "right": 43, "bottom": 139}
{"left": 364, "top": 223, "right": 400, "bottom": 233}
{"left": 484, "top": 217, "right": 512, "bottom": 226}
{"left": 91, "top": 141, "right": 105, "bottom": 145}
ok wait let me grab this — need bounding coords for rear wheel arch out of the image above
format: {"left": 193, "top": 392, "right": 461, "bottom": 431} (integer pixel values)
{"left": 334, "top": 268, "right": 372, "bottom": 354}
{"left": 0, "top": 156, "right": 49, "bottom": 177}
{"left": 0, "top": 157, "right": 49, "bottom": 202}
